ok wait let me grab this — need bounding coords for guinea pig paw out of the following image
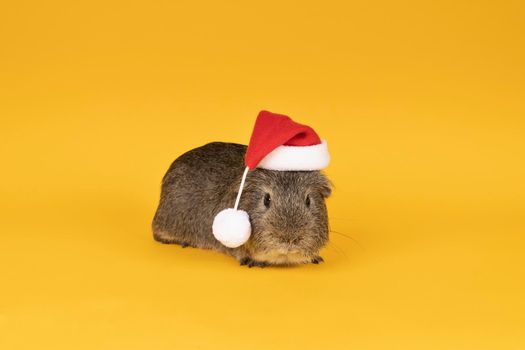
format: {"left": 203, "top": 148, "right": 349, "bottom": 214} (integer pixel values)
{"left": 249, "top": 260, "right": 269, "bottom": 268}
{"left": 311, "top": 256, "right": 324, "bottom": 264}
{"left": 239, "top": 257, "right": 251, "bottom": 266}
{"left": 239, "top": 257, "right": 268, "bottom": 268}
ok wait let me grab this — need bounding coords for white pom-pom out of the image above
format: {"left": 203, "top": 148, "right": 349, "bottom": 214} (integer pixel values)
{"left": 212, "top": 208, "right": 252, "bottom": 248}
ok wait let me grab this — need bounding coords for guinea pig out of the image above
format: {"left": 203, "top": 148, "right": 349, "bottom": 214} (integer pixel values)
{"left": 152, "top": 142, "right": 332, "bottom": 267}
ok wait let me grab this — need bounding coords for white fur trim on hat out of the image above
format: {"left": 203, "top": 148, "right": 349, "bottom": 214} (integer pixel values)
{"left": 257, "top": 140, "right": 330, "bottom": 171}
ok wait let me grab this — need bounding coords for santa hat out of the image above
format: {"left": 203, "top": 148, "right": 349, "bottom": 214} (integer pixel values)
{"left": 212, "top": 110, "right": 330, "bottom": 248}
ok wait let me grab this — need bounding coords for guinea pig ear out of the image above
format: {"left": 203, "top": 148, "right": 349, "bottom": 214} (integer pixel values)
{"left": 318, "top": 176, "right": 333, "bottom": 198}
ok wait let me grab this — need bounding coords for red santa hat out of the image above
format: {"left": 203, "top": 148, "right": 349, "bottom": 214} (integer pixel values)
{"left": 212, "top": 110, "right": 330, "bottom": 248}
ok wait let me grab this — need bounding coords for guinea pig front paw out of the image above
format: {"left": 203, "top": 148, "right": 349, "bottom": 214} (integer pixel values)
{"left": 239, "top": 257, "right": 268, "bottom": 268}
{"left": 311, "top": 256, "right": 324, "bottom": 264}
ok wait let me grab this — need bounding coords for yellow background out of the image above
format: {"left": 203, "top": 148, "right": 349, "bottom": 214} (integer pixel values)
{"left": 1, "top": 0, "right": 524, "bottom": 349}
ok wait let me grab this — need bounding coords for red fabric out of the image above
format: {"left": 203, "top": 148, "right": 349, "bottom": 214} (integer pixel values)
{"left": 245, "top": 110, "right": 322, "bottom": 169}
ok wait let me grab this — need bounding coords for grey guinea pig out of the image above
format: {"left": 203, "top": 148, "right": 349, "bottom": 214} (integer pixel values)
{"left": 152, "top": 142, "right": 332, "bottom": 267}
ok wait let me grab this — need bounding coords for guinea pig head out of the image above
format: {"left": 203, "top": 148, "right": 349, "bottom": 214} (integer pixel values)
{"left": 210, "top": 110, "right": 332, "bottom": 257}
{"left": 241, "top": 169, "right": 332, "bottom": 263}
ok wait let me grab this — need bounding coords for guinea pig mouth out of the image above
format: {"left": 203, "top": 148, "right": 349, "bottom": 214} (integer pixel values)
{"left": 255, "top": 230, "right": 319, "bottom": 256}
{"left": 260, "top": 240, "right": 307, "bottom": 255}
{"left": 274, "top": 246, "right": 301, "bottom": 254}
{"left": 278, "top": 235, "right": 304, "bottom": 246}
{"left": 273, "top": 243, "right": 316, "bottom": 258}
{"left": 252, "top": 247, "right": 312, "bottom": 265}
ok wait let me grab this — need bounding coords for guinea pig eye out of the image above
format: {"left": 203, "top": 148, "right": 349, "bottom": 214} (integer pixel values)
{"left": 263, "top": 193, "right": 271, "bottom": 208}
{"left": 305, "top": 194, "right": 311, "bottom": 207}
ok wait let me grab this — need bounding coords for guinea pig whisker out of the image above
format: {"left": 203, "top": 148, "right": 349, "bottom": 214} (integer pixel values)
{"left": 326, "top": 241, "right": 347, "bottom": 256}
{"left": 329, "top": 230, "right": 362, "bottom": 247}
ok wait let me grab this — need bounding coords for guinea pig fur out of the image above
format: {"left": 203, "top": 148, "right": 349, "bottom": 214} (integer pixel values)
{"left": 152, "top": 142, "right": 332, "bottom": 267}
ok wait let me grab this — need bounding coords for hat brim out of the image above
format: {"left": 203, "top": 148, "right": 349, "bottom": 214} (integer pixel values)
{"left": 257, "top": 140, "right": 330, "bottom": 171}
